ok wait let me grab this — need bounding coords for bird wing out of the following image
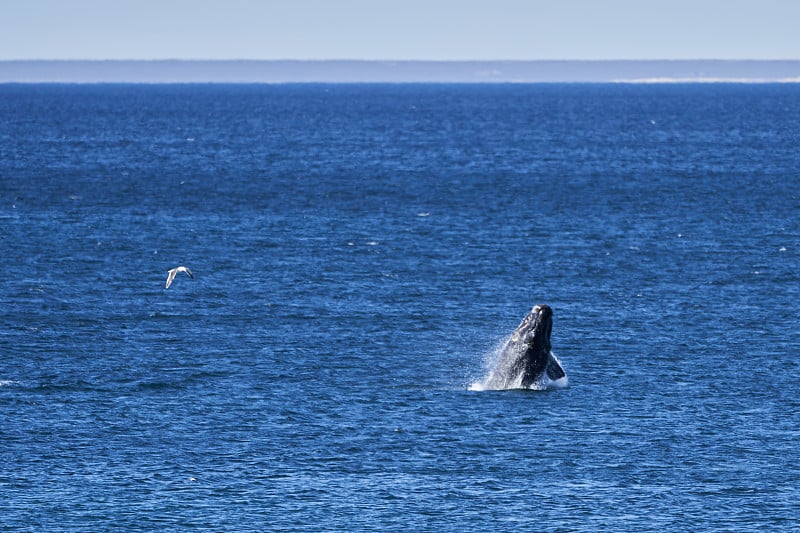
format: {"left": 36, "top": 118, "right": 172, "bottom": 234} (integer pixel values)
{"left": 165, "top": 269, "right": 177, "bottom": 288}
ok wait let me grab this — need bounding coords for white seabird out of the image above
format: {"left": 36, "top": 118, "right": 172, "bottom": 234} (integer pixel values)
{"left": 166, "top": 266, "right": 194, "bottom": 289}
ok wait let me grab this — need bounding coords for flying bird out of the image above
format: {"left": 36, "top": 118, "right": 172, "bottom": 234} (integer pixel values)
{"left": 165, "top": 266, "right": 194, "bottom": 289}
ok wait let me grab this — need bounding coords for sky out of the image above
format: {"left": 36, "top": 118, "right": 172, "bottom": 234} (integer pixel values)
{"left": 1, "top": 0, "right": 798, "bottom": 61}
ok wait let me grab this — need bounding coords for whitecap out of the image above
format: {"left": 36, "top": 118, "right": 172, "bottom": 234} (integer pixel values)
{"left": 471, "top": 371, "right": 567, "bottom": 392}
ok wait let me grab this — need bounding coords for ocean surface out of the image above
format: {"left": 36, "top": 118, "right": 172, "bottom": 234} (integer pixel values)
{"left": 1, "top": 83, "right": 799, "bottom": 531}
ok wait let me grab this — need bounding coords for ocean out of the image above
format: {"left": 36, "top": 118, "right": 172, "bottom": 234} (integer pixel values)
{"left": 1, "top": 83, "right": 799, "bottom": 531}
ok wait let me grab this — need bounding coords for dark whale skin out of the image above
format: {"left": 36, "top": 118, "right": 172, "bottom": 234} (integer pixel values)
{"left": 484, "top": 304, "right": 566, "bottom": 390}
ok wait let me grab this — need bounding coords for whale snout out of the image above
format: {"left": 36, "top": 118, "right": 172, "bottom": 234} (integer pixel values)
{"left": 514, "top": 305, "right": 554, "bottom": 344}
{"left": 528, "top": 304, "right": 553, "bottom": 346}
{"left": 531, "top": 304, "right": 553, "bottom": 325}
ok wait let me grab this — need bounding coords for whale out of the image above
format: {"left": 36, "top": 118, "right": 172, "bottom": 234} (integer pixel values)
{"left": 483, "top": 304, "right": 566, "bottom": 390}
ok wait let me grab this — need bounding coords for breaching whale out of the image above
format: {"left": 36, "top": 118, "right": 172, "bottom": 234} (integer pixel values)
{"left": 483, "top": 304, "right": 566, "bottom": 390}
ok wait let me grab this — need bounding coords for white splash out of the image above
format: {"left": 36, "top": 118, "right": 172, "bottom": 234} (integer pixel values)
{"left": 469, "top": 335, "right": 510, "bottom": 391}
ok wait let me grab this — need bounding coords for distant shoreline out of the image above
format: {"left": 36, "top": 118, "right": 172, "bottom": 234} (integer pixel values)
{"left": 2, "top": 60, "right": 799, "bottom": 83}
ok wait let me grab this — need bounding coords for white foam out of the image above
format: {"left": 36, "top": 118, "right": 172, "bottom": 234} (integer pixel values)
{"left": 471, "top": 372, "right": 567, "bottom": 392}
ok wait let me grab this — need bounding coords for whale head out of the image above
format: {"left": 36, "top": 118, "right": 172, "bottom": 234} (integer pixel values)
{"left": 514, "top": 304, "right": 553, "bottom": 355}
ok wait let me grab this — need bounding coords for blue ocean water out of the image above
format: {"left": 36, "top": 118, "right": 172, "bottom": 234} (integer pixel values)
{"left": 1, "top": 83, "right": 799, "bottom": 531}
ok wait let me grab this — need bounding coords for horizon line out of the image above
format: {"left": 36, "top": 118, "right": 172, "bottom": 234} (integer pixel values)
{"left": 4, "top": 59, "right": 799, "bottom": 84}
{"left": 4, "top": 58, "right": 800, "bottom": 62}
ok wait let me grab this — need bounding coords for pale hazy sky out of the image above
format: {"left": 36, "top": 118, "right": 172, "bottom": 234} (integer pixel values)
{"left": 1, "top": 0, "right": 798, "bottom": 61}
